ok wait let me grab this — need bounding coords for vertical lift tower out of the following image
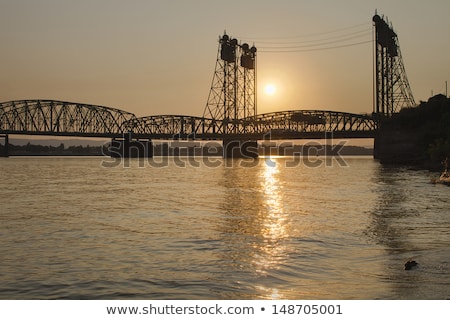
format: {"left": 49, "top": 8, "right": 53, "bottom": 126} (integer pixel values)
{"left": 373, "top": 13, "right": 415, "bottom": 117}
{"left": 204, "top": 34, "right": 258, "bottom": 157}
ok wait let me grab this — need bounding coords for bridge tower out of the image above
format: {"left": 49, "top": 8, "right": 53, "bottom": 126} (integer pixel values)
{"left": 373, "top": 13, "right": 415, "bottom": 116}
{"left": 203, "top": 33, "right": 258, "bottom": 158}
{"left": 203, "top": 33, "right": 257, "bottom": 134}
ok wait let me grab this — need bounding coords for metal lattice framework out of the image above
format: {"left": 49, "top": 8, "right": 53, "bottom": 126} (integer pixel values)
{"left": 0, "top": 100, "right": 136, "bottom": 137}
{"left": 373, "top": 14, "right": 416, "bottom": 116}
{"left": 252, "top": 110, "right": 377, "bottom": 138}
{"left": 0, "top": 100, "right": 378, "bottom": 139}
{"left": 129, "top": 110, "right": 377, "bottom": 139}
{"left": 203, "top": 34, "right": 257, "bottom": 134}
{"left": 130, "top": 115, "right": 218, "bottom": 138}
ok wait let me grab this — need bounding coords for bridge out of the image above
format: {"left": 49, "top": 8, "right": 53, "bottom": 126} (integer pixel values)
{"left": 0, "top": 100, "right": 377, "bottom": 139}
{"left": 0, "top": 14, "right": 414, "bottom": 157}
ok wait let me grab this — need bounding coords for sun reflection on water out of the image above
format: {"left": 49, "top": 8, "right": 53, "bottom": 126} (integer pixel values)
{"left": 255, "top": 286, "right": 283, "bottom": 300}
{"left": 261, "top": 161, "right": 286, "bottom": 242}
{"left": 254, "top": 160, "right": 290, "bottom": 299}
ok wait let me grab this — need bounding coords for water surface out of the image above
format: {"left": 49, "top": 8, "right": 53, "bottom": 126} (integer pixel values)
{"left": 0, "top": 156, "right": 449, "bottom": 299}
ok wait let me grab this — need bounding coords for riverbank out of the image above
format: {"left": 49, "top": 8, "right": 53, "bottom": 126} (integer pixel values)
{"left": 375, "top": 94, "right": 450, "bottom": 170}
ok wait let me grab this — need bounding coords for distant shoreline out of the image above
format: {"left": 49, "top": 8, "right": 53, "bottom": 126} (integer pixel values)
{"left": 2, "top": 144, "right": 373, "bottom": 157}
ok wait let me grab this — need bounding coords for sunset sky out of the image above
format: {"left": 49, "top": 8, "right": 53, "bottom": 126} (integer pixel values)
{"left": 1, "top": 0, "right": 449, "bottom": 118}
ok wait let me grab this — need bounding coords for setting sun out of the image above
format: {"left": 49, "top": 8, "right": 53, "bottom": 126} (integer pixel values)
{"left": 264, "top": 84, "right": 276, "bottom": 96}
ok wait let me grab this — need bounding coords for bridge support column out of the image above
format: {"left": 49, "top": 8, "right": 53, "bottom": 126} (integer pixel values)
{"left": 223, "top": 139, "right": 258, "bottom": 158}
{"left": 373, "top": 135, "right": 380, "bottom": 159}
{"left": 0, "top": 134, "right": 9, "bottom": 157}
{"left": 110, "top": 133, "right": 153, "bottom": 158}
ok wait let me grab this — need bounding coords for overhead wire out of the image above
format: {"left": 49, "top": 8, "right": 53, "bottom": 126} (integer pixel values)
{"left": 236, "top": 22, "right": 373, "bottom": 53}
{"left": 258, "top": 30, "right": 372, "bottom": 49}
{"left": 259, "top": 40, "right": 373, "bottom": 53}
{"left": 237, "top": 21, "right": 369, "bottom": 41}
{"left": 252, "top": 28, "right": 371, "bottom": 45}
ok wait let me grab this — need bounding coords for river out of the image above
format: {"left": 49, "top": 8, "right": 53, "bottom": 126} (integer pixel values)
{"left": 0, "top": 156, "right": 448, "bottom": 299}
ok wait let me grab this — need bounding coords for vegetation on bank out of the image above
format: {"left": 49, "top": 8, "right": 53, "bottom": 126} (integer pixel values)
{"left": 0, "top": 143, "right": 106, "bottom": 156}
{"left": 0, "top": 141, "right": 372, "bottom": 157}
{"left": 380, "top": 94, "right": 450, "bottom": 168}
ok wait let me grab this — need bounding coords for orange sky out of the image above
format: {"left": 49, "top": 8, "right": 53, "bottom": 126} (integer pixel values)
{"left": 1, "top": 0, "right": 449, "bottom": 118}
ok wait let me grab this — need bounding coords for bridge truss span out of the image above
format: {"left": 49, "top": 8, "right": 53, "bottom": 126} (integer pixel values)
{"left": 128, "top": 110, "right": 378, "bottom": 140}
{"left": 0, "top": 100, "right": 136, "bottom": 137}
{"left": 130, "top": 114, "right": 220, "bottom": 138}
{"left": 1, "top": 100, "right": 378, "bottom": 139}
{"left": 132, "top": 114, "right": 261, "bottom": 137}
{"left": 253, "top": 110, "right": 377, "bottom": 138}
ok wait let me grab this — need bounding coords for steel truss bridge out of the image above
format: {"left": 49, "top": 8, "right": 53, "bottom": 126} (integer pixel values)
{"left": 1, "top": 13, "right": 413, "bottom": 154}
{"left": 0, "top": 99, "right": 377, "bottom": 140}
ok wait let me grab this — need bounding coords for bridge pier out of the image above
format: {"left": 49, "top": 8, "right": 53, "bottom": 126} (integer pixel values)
{"left": 0, "top": 134, "right": 9, "bottom": 157}
{"left": 223, "top": 139, "right": 258, "bottom": 158}
{"left": 110, "top": 133, "right": 153, "bottom": 158}
{"left": 373, "top": 135, "right": 380, "bottom": 159}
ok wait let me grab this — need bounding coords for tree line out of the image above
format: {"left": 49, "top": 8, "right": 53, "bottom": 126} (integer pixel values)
{"left": 0, "top": 142, "right": 106, "bottom": 156}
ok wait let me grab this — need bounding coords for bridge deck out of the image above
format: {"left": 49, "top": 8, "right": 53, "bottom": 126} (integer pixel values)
{"left": 1, "top": 100, "right": 378, "bottom": 140}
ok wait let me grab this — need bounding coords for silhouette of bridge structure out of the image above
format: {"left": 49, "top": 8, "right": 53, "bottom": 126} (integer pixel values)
{"left": 0, "top": 14, "right": 415, "bottom": 157}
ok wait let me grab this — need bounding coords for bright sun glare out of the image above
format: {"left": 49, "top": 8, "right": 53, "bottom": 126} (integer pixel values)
{"left": 264, "top": 84, "right": 276, "bottom": 96}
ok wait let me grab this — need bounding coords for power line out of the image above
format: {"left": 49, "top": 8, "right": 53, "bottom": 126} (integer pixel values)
{"left": 236, "top": 22, "right": 373, "bottom": 53}
{"left": 237, "top": 21, "right": 370, "bottom": 41}
{"left": 259, "top": 39, "right": 373, "bottom": 53}
{"left": 243, "top": 28, "right": 371, "bottom": 45}
{"left": 257, "top": 30, "right": 372, "bottom": 49}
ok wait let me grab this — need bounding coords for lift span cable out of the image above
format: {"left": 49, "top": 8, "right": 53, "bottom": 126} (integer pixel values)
{"left": 243, "top": 28, "right": 372, "bottom": 45}
{"left": 259, "top": 39, "right": 373, "bottom": 53}
{"left": 257, "top": 30, "right": 372, "bottom": 49}
{"left": 237, "top": 21, "right": 370, "bottom": 41}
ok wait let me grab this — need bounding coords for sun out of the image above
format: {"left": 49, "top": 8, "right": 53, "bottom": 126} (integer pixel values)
{"left": 264, "top": 84, "right": 276, "bottom": 96}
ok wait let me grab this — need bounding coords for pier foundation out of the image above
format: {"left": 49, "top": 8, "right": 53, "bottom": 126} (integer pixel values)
{"left": 373, "top": 135, "right": 380, "bottom": 160}
{"left": 0, "top": 134, "right": 9, "bottom": 157}
{"left": 223, "top": 139, "right": 258, "bottom": 158}
{"left": 110, "top": 133, "right": 153, "bottom": 158}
